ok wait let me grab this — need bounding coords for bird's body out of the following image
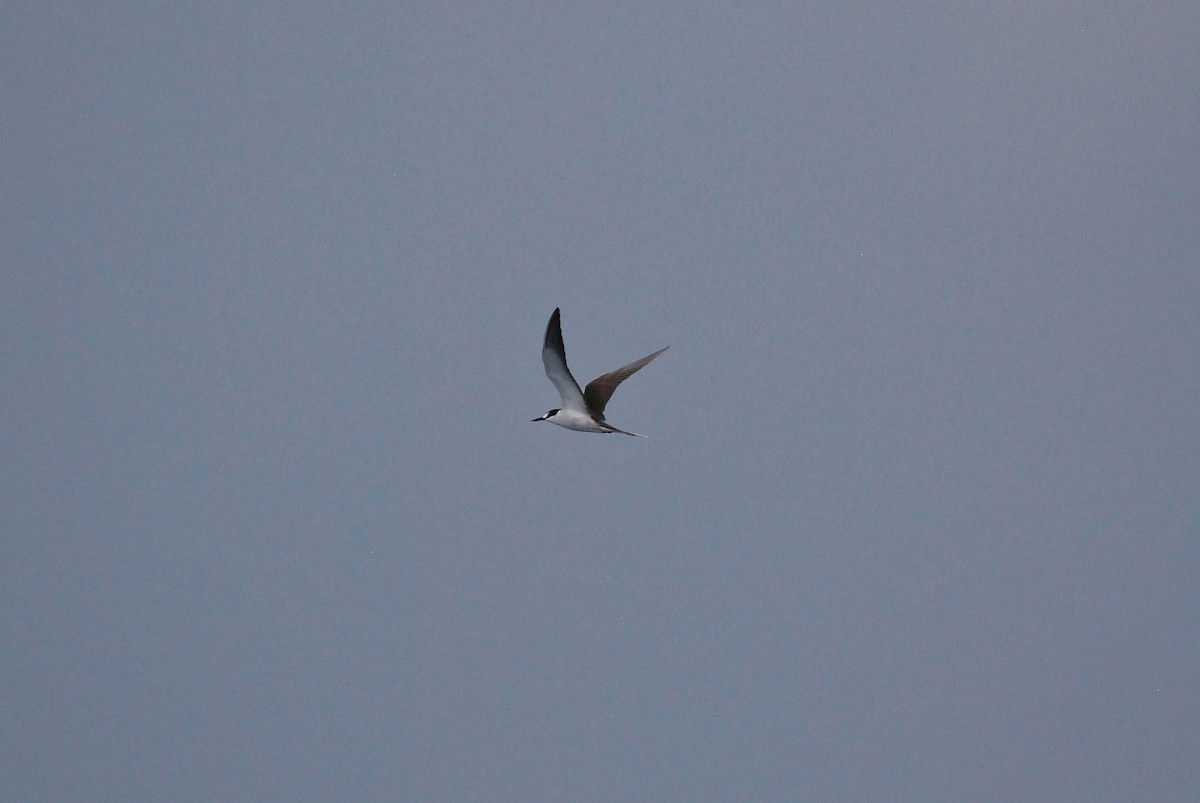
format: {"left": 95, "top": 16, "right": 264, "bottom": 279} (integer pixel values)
{"left": 539, "top": 406, "right": 626, "bottom": 434}
{"left": 532, "top": 308, "right": 667, "bottom": 437}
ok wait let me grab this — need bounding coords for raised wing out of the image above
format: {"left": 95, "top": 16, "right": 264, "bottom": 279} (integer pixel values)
{"left": 541, "top": 308, "right": 587, "bottom": 412}
{"left": 583, "top": 346, "right": 668, "bottom": 418}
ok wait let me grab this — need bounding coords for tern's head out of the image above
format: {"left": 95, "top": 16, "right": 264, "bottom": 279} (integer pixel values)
{"left": 531, "top": 409, "right": 559, "bottom": 423}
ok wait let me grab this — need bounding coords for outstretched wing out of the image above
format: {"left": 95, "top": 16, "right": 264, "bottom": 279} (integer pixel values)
{"left": 583, "top": 346, "right": 668, "bottom": 418}
{"left": 541, "top": 308, "right": 587, "bottom": 412}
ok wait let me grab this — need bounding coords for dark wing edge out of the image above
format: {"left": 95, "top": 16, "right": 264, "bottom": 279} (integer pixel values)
{"left": 543, "top": 308, "right": 564, "bottom": 354}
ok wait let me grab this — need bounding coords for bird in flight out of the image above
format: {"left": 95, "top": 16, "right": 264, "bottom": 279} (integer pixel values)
{"left": 532, "top": 308, "right": 667, "bottom": 437}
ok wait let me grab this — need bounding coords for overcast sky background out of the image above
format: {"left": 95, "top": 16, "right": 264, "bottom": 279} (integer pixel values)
{"left": 4, "top": 3, "right": 1198, "bottom": 800}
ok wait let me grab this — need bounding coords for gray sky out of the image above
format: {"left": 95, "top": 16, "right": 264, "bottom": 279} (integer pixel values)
{"left": 4, "top": 3, "right": 1198, "bottom": 800}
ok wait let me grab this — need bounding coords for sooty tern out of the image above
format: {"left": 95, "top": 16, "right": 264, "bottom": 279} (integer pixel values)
{"left": 532, "top": 307, "right": 667, "bottom": 437}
